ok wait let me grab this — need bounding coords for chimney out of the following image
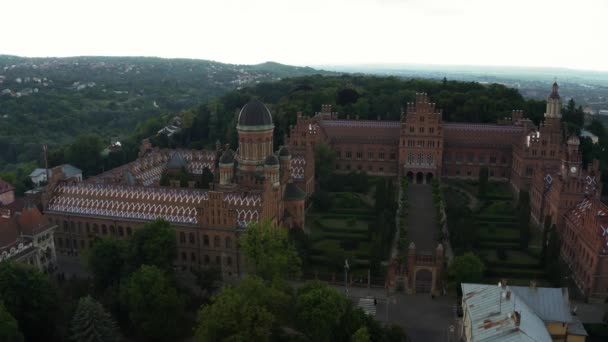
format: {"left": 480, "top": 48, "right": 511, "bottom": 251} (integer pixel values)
{"left": 513, "top": 311, "right": 521, "bottom": 326}
{"left": 530, "top": 280, "right": 537, "bottom": 289}
{"left": 505, "top": 291, "right": 511, "bottom": 300}
{"left": 501, "top": 279, "right": 508, "bottom": 289}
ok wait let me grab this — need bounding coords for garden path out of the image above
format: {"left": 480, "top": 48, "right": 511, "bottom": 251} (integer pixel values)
{"left": 407, "top": 184, "right": 440, "bottom": 253}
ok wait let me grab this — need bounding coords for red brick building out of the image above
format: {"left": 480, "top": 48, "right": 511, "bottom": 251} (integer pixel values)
{"left": 561, "top": 198, "right": 608, "bottom": 298}
{"left": 44, "top": 100, "right": 311, "bottom": 278}
{"left": 286, "top": 83, "right": 604, "bottom": 296}
{"left": 43, "top": 84, "right": 607, "bottom": 293}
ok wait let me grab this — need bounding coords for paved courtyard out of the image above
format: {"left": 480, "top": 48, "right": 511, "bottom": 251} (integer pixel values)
{"left": 335, "top": 285, "right": 460, "bottom": 342}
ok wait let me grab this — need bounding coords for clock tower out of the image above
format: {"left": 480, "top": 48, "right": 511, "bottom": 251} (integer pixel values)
{"left": 562, "top": 136, "right": 582, "bottom": 178}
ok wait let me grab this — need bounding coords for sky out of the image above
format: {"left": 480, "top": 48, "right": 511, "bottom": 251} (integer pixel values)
{"left": 3, "top": 0, "right": 608, "bottom": 71}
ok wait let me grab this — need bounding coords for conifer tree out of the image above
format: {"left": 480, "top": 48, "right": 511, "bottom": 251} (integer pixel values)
{"left": 70, "top": 296, "right": 122, "bottom": 342}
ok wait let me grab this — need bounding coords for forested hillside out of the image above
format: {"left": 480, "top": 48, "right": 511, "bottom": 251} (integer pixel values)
{"left": 5, "top": 73, "right": 605, "bottom": 196}
{"left": 0, "top": 55, "right": 331, "bottom": 169}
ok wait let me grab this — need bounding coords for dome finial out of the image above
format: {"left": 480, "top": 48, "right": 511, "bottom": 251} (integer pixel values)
{"left": 549, "top": 80, "right": 560, "bottom": 100}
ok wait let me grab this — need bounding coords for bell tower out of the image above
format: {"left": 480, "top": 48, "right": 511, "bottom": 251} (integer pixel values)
{"left": 544, "top": 82, "right": 562, "bottom": 129}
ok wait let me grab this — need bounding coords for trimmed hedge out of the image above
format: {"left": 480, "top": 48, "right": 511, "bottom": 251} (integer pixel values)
{"left": 485, "top": 268, "right": 545, "bottom": 278}
{"left": 479, "top": 241, "right": 520, "bottom": 249}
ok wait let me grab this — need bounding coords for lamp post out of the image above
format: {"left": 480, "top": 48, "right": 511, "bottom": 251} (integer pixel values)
{"left": 344, "top": 259, "right": 350, "bottom": 296}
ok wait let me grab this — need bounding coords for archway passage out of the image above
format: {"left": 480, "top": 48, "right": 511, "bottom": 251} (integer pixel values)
{"left": 406, "top": 171, "right": 414, "bottom": 183}
{"left": 416, "top": 172, "right": 424, "bottom": 184}
{"left": 415, "top": 268, "right": 433, "bottom": 293}
{"left": 426, "top": 172, "right": 433, "bottom": 184}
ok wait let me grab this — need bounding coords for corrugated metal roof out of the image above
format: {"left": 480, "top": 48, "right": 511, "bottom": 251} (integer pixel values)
{"left": 509, "top": 286, "right": 572, "bottom": 323}
{"left": 461, "top": 283, "right": 552, "bottom": 342}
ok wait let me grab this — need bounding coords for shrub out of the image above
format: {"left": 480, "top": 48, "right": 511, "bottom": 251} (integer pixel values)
{"left": 496, "top": 248, "right": 508, "bottom": 261}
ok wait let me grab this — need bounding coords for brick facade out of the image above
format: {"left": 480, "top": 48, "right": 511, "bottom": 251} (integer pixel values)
{"left": 44, "top": 101, "right": 310, "bottom": 278}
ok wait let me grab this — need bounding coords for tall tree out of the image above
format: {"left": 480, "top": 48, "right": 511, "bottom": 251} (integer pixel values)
{"left": 65, "top": 134, "right": 105, "bottom": 177}
{"left": 126, "top": 219, "right": 177, "bottom": 273}
{"left": 478, "top": 167, "right": 489, "bottom": 197}
{"left": 70, "top": 296, "right": 122, "bottom": 342}
{"left": 86, "top": 238, "right": 128, "bottom": 290}
{"left": 195, "top": 275, "right": 290, "bottom": 342}
{"left": 518, "top": 191, "right": 532, "bottom": 249}
{"left": 540, "top": 215, "right": 552, "bottom": 265}
{"left": 314, "top": 144, "right": 336, "bottom": 188}
{"left": 295, "top": 281, "right": 349, "bottom": 342}
{"left": 0, "top": 262, "right": 58, "bottom": 342}
{"left": 0, "top": 302, "right": 24, "bottom": 342}
{"left": 449, "top": 253, "right": 485, "bottom": 294}
{"left": 120, "top": 265, "right": 184, "bottom": 341}
{"left": 240, "top": 220, "right": 301, "bottom": 281}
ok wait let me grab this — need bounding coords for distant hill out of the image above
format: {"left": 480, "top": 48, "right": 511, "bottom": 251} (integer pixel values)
{"left": 0, "top": 55, "right": 334, "bottom": 168}
{"left": 320, "top": 64, "right": 608, "bottom": 111}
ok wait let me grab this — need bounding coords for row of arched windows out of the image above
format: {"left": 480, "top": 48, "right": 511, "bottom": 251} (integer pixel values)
{"left": 178, "top": 231, "right": 233, "bottom": 249}
{"left": 179, "top": 252, "right": 233, "bottom": 267}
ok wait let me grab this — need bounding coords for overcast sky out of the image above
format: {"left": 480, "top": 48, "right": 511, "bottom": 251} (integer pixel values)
{"left": 3, "top": 0, "right": 607, "bottom": 71}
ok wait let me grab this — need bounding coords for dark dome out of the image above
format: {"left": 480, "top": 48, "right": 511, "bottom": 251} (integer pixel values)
{"left": 219, "top": 150, "right": 234, "bottom": 164}
{"left": 279, "top": 146, "right": 290, "bottom": 157}
{"left": 166, "top": 153, "right": 187, "bottom": 169}
{"left": 238, "top": 100, "right": 273, "bottom": 128}
{"left": 264, "top": 154, "right": 279, "bottom": 166}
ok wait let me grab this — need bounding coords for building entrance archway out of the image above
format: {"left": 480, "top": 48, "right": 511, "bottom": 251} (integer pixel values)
{"left": 426, "top": 172, "right": 434, "bottom": 184}
{"left": 415, "top": 268, "right": 433, "bottom": 293}
{"left": 416, "top": 172, "right": 424, "bottom": 184}
{"left": 406, "top": 171, "right": 414, "bottom": 183}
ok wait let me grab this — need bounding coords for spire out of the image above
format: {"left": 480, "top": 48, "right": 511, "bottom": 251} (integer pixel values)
{"left": 549, "top": 81, "right": 560, "bottom": 100}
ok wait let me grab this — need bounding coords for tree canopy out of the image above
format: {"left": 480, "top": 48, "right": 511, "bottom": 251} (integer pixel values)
{"left": 70, "top": 296, "right": 122, "bottom": 342}
{"left": 0, "top": 262, "right": 58, "bottom": 342}
{"left": 0, "top": 302, "right": 24, "bottom": 342}
{"left": 240, "top": 220, "right": 302, "bottom": 281}
{"left": 120, "top": 265, "right": 185, "bottom": 341}
{"left": 449, "top": 253, "right": 485, "bottom": 293}
{"left": 126, "top": 219, "right": 177, "bottom": 273}
{"left": 195, "top": 275, "right": 290, "bottom": 342}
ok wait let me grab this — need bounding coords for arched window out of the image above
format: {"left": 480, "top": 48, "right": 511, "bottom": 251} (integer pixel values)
{"left": 191, "top": 252, "right": 196, "bottom": 262}
{"left": 126, "top": 227, "right": 132, "bottom": 236}
{"left": 227, "top": 256, "right": 232, "bottom": 266}
{"left": 86, "top": 223, "right": 90, "bottom": 234}
{"left": 214, "top": 236, "right": 220, "bottom": 248}
{"left": 110, "top": 225, "right": 115, "bottom": 235}
{"left": 204, "top": 255, "right": 210, "bottom": 265}
{"left": 102, "top": 225, "right": 107, "bottom": 235}
{"left": 118, "top": 226, "right": 124, "bottom": 237}
{"left": 179, "top": 232, "right": 186, "bottom": 244}
{"left": 93, "top": 224, "right": 99, "bottom": 234}
{"left": 181, "top": 252, "right": 187, "bottom": 261}
{"left": 203, "top": 235, "right": 209, "bottom": 246}
{"left": 225, "top": 237, "right": 232, "bottom": 249}
{"left": 189, "top": 232, "right": 195, "bottom": 244}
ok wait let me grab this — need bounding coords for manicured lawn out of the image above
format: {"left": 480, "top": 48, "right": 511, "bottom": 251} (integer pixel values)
{"left": 479, "top": 227, "right": 520, "bottom": 240}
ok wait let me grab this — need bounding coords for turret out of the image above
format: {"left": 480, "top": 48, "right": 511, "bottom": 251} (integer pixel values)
{"left": 219, "top": 150, "right": 235, "bottom": 185}
{"left": 264, "top": 154, "right": 280, "bottom": 188}
{"left": 279, "top": 146, "right": 292, "bottom": 183}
